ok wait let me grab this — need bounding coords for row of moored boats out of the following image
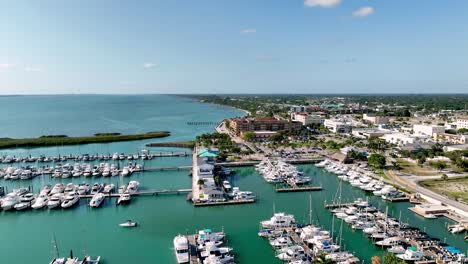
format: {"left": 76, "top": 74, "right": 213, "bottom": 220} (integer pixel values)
{"left": 255, "top": 160, "right": 311, "bottom": 185}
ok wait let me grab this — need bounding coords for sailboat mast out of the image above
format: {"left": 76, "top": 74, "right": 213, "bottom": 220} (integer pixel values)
{"left": 309, "top": 194, "right": 312, "bottom": 225}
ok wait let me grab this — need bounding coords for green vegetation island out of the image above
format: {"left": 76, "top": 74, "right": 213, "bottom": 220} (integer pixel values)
{"left": 0, "top": 131, "right": 170, "bottom": 149}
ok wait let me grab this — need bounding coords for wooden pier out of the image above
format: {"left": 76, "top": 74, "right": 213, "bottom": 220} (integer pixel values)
{"left": 193, "top": 198, "right": 255, "bottom": 207}
{"left": 186, "top": 235, "right": 199, "bottom": 264}
{"left": 383, "top": 195, "right": 410, "bottom": 202}
{"left": 324, "top": 202, "right": 356, "bottom": 209}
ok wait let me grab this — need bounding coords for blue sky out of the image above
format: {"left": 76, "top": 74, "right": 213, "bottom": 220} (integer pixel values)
{"left": 1, "top": 0, "right": 467, "bottom": 94}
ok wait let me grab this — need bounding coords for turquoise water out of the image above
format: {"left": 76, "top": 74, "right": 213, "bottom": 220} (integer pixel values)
{"left": 0, "top": 95, "right": 466, "bottom": 263}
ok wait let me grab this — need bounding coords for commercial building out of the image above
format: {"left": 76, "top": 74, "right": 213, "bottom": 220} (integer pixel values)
{"left": 362, "top": 114, "right": 390, "bottom": 125}
{"left": 231, "top": 117, "right": 302, "bottom": 135}
{"left": 240, "top": 130, "right": 278, "bottom": 141}
{"left": 323, "top": 119, "right": 351, "bottom": 134}
{"left": 444, "top": 144, "right": 468, "bottom": 152}
{"left": 433, "top": 133, "right": 468, "bottom": 145}
{"left": 289, "top": 105, "right": 306, "bottom": 113}
{"left": 413, "top": 124, "right": 445, "bottom": 137}
{"left": 352, "top": 128, "right": 392, "bottom": 139}
{"left": 290, "top": 113, "right": 323, "bottom": 126}
{"left": 456, "top": 117, "right": 468, "bottom": 129}
{"left": 381, "top": 132, "right": 428, "bottom": 146}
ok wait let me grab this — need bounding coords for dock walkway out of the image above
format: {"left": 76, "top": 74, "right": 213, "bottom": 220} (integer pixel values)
{"left": 79, "top": 189, "right": 191, "bottom": 198}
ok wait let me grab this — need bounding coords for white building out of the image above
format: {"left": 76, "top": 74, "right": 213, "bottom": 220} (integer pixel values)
{"left": 291, "top": 113, "right": 322, "bottom": 126}
{"left": 456, "top": 117, "right": 468, "bottom": 129}
{"left": 352, "top": 128, "right": 392, "bottom": 139}
{"left": 324, "top": 119, "right": 351, "bottom": 134}
{"left": 413, "top": 124, "right": 445, "bottom": 137}
{"left": 381, "top": 133, "right": 428, "bottom": 146}
{"left": 363, "top": 114, "right": 390, "bottom": 125}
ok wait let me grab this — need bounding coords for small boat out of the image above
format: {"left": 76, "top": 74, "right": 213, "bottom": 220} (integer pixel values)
{"left": 119, "top": 220, "right": 137, "bottom": 227}
{"left": 424, "top": 214, "right": 437, "bottom": 219}
{"left": 89, "top": 193, "right": 105, "bottom": 208}
{"left": 14, "top": 201, "right": 31, "bottom": 211}
{"left": 61, "top": 193, "right": 80, "bottom": 208}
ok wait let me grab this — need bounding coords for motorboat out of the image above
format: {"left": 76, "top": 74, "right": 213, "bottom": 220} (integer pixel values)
{"left": 14, "top": 201, "right": 31, "bottom": 211}
{"left": 424, "top": 214, "right": 437, "bottom": 219}
{"left": 199, "top": 243, "right": 232, "bottom": 259}
{"left": 117, "top": 193, "right": 131, "bottom": 205}
{"left": 50, "top": 183, "right": 65, "bottom": 195}
{"left": 64, "top": 183, "right": 76, "bottom": 193}
{"left": 103, "top": 184, "right": 115, "bottom": 194}
{"left": 127, "top": 181, "right": 139, "bottom": 194}
{"left": 61, "top": 193, "right": 80, "bottom": 208}
{"left": 396, "top": 247, "right": 424, "bottom": 261}
{"left": 77, "top": 183, "right": 90, "bottom": 195}
{"left": 202, "top": 254, "right": 234, "bottom": 264}
{"left": 173, "top": 235, "right": 189, "bottom": 264}
{"left": 47, "top": 194, "right": 64, "bottom": 209}
{"left": 121, "top": 167, "right": 131, "bottom": 176}
{"left": 261, "top": 213, "right": 296, "bottom": 229}
{"left": 32, "top": 194, "right": 49, "bottom": 209}
{"left": 222, "top": 180, "right": 232, "bottom": 191}
{"left": 388, "top": 245, "right": 406, "bottom": 254}
{"left": 1, "top": 193, "right": 20, "bottom": 211}
{"left": 276, "top": 245, "right": 306, "bottom": 261}
{"left": 119, "top": 220, "right": 137, "bottom": 227}
{"left": 197, "top": 229, "right": 224, "bottom": 245}
{"left": 118, "top": 185, "right": 126, "bottom": 194}
{"left": 89, "top": 193, "right": 105, "bottom": 208}
{"left": 269, "top": 236, "right": 294, "bottom": 249}
{"left": 91, "top": 183, "right": 103, "bottom": 194}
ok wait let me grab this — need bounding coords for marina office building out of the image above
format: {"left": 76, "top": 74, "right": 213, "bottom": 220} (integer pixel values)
{"left": 231, "top": 117, "right": 302, "bottom": 135}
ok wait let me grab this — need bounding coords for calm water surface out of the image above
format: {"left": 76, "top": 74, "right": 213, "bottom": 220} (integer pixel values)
{"left": 0, "top": 95, "right": 465, "bottom": 263}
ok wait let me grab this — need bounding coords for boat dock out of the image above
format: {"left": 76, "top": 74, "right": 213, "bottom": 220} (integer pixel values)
{"left": 186, "top": 235, "right": 200, "bottom": 264}
{"left": 324, "top": 202, "right": 356, "bottom": 209}
{"left": 143, "top": 166, "right": 192, "bottom": 171}
{"left": 275, "top": 185, "right": 323, "bottom": 192}
{"left": 79, "top": 189, "right": 191, "bottom": 198}
{"left": 193, "top": 198, "right": 255, "bottom": 207}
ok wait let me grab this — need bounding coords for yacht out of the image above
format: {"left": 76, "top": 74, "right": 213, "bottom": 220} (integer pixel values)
{"left": 77, "top": 183, "right": 90, "bottom": 195}
{"left": 121, "top": 166, "right": 131, "bottom": 176}
{"left": 61, "top": 193, "right": 80, "bottom": 208}
{"left": 89, "top": 193, "right": 105, "bottom": 208}
{"left": 127, "top": 181, "right": 139, "bottom": 194}
{"left": 50, "top": 183, "right": 65, "bottom": 195}
{"left": 14, "top": 201, "right": 31, "bottom": 211}
{"left": 32, "top": 194, "right": 49, "bottom": 209}
{"left": 102, "top": 184, "right": 115, "bottom": 194}
{"left": 173, "top": 235, "right": 190, "bottom": 264}
{"left": 47, "top": 194, "right": 64, "bottom": 209}
{"left": 196, "top": 229, "right": 225, "bottom": 245}
{"left": 1, "top": 193, "right": 20, "bottom": 211}
{"left": 117, "top": 193, "right": 131, "bottom": 205}
{"left": 64, "top": 183, "right": 76, "bottom": 193}
{"left": 276, "top": 245, "right": 306, "bottom": 261}
{"left": 91, "top": 183, "right": 103, "bottom": 194}
{"left": 222, "top": 181, "right": 232, "bottom": 191}
{"left": 261, "top": 213, "right": 296, "bottom": 229}
{"left": 118, "top": 185, "right": 126, "bottom": 194}
{"left": 388, "top": 245, "right": 406, "bottom": 254}
{"left": 270, "top": 236, "right": 294, "bottom": 249}
{"left": 396, "top": 247, "right": 424, "bottom": 261}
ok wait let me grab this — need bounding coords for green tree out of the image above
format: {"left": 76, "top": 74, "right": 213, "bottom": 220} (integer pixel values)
{"left": 383, "top": 253, "right": 406, "bottom": 264}
{"left": 241, "top": 131, "right": 255, "bottom": 141}
{"left": 429, "top": 161, "right": 447, "bottom": 171}
{"left": 392, "top": 161, "right": 401, "bottom": 170}
{"left": 417, "top": 156, "right": 426, "bottom": 166}
{"left": 368, "top": 154, "right": 386, "bottom": 169}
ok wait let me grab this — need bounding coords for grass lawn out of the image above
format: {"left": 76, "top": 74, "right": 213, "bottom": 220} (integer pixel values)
{"left": 395, "top": 159, "right": 440, "bottom": 176}
{"left": 420, "top": 177, "right": 468, "bottom": 204}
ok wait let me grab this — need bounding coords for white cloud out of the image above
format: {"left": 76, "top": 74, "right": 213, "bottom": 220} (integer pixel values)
{"left": 304, "top": 0, "right": 341, "bottom": 8}
{"left": 240, "top": 28, "right": 256, "bottom": 34}
{"left": 24, "top": 66, "right": 43, "bottom": 72}
{"left": 143, "top": 63, "right": 157, "bottom": 69}
{"left": 352, "top": 6, "right": 374, "bottom": 17}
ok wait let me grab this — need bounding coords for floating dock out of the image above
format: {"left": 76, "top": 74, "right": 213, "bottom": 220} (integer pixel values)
{"left": 79, "top": 189, "right": 191, "bottom": 199}
{"left": 275, "top": 185, "right": 323, "bottom": 192}
{"left": 193, "top": 198, "right": 255, "bottom": 207}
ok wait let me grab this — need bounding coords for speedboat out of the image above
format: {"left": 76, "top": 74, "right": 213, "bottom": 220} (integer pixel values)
{"left": 91, "top": 183, "right": 103, "bottom": 194}
{"left": 77, "top": 183, "right": 90, "bottom": 195}
{"left": 388, "top": 245, "right": 406, "bottom": 254}
{"left": 50, "top": 183, "right": 65, "bottom": 195}
{"left": 222, "top": 181, "right": 232, "bottom": 191}
{"left": 61, "top": 193, "right": 80, "bottom": 208}
{"left": 276, "top": 245, "right": 306, "bottom": 261}
{"left": 173, "top": 235, "right": 190, "bottom": 264}
{"left": 117, "top": 193, "right": 131, "bottom": 205}
{"left": 119, "top": 220, "right": 137, "bottom": 227}
{"left": 270, "top": 236, "right": 293, "bottom": 249}
{"left": 32, "top": 194, "right": 49, "bottom": 209}
{"left": 424, "top": 214, "right": 437, "bottom": 219}
{"left": 89, "top": 193, "right": 105, "bottom": 208}
{"left": 14, "top": 201, "right": 31, "bottom": 211}
{"left": 197, "top": 229, "right": 224, "bottom": 245}
{"left": 121, "top": 167, "right": 131, "bottom": 177}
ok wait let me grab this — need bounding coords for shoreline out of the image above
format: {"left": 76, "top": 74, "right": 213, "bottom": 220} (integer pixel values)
{"left": 0, "top": 131, "right": 170, "bottom": 150}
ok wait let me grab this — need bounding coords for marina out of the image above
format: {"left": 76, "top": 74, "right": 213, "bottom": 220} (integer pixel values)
{"left": 0, "top": 96, "right": 465, "bottom": 263}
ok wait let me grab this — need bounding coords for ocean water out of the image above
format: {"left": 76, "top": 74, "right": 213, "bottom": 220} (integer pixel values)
{"left": 0, "top": 95, "right": 465, "bottom": 263}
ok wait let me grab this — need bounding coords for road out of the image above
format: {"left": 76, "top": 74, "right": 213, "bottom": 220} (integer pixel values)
{"left": 385, "top": 169, "right": 468, "bottom": 217}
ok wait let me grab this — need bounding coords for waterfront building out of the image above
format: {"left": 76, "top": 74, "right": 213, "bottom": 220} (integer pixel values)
{"left": 240, "top": 130, "right": 278, "bottom": 141}
{"left": 197, "top": 158, "right": 214, "bottom": 179}
{"left": 231, "top": 117, "right": 302, "bottom": 135}
{"left": 290, "top": 112, "right": 323, "bottom": 126}
{"left": 413, "top": 124, "right": 445, "bottom": 137}
{"left": 456, "top": 117, "right": 468, "bottom": 129}
{"left": 362, "top": 114, "right": 390, "bottom": 125}
{"left": 444, "top": 144, "right": 468, "bottom": 152}
{"left": 323, "top": 119, "right": 351, "bottom": 134}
